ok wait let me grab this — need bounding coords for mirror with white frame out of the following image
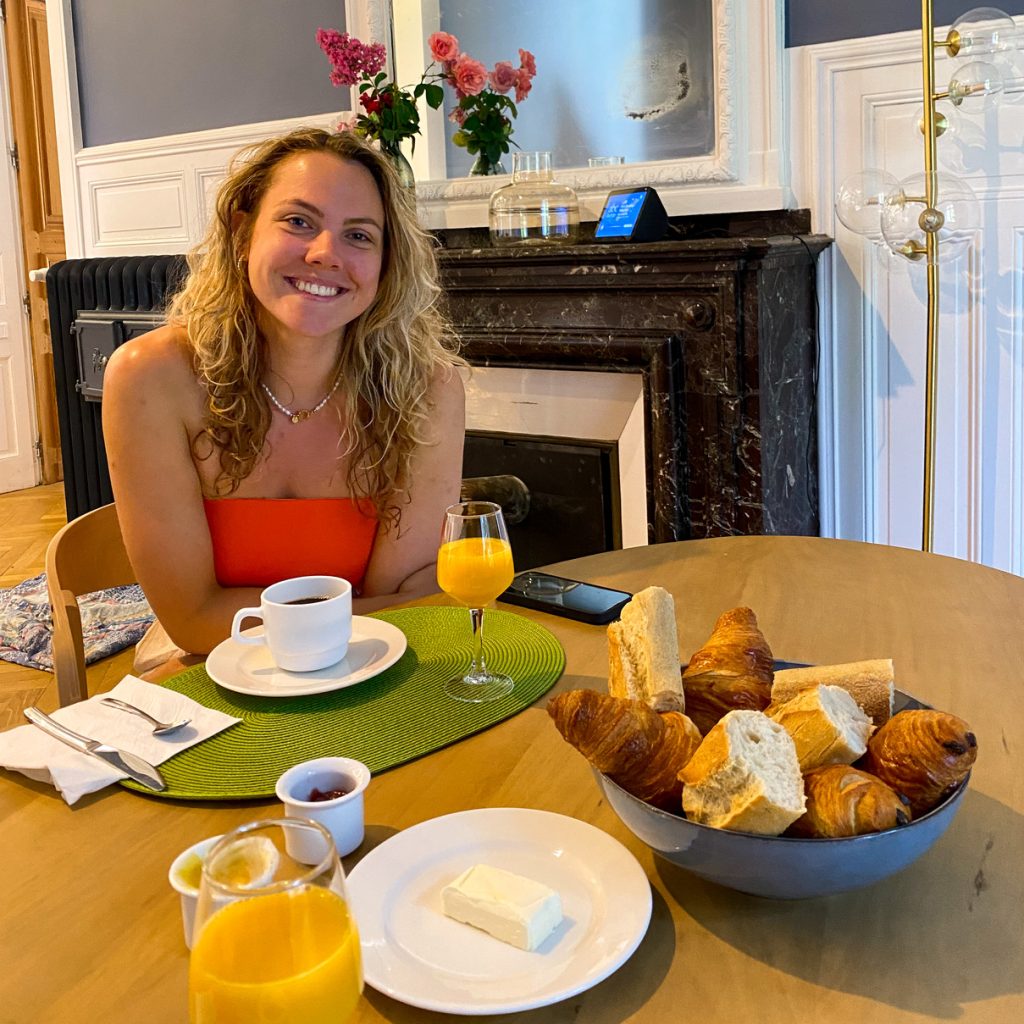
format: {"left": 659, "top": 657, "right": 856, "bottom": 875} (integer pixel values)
{"left": 347, "top": 0, "right": 787, "bottom": 226}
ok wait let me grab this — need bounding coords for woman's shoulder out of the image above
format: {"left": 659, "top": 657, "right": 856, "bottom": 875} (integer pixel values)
{"left": 104, "top": 324, "right": 197, "bottom": 393}
{"left": 103, "top": 324, "right": 206, "bottom": 422}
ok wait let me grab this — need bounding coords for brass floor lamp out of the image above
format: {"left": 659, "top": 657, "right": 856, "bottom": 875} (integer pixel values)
{"left": 835, "top": 3, "right": 1022, "bottom": 552}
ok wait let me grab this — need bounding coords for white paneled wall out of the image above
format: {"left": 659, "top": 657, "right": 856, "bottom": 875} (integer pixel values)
{"left": 791, "top": 29, "right": 1024, "bottom": 575}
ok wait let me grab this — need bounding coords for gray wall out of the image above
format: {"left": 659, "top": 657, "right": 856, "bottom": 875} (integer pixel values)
{"left": 787, "top": 0, "right": 1024, "bottom": 47}
{"left": 72, "top": 0, "right": 348, "bottom": 147}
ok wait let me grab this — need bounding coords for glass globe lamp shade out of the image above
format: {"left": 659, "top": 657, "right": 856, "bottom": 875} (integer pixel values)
{"left": 949, "top": 7, "right": 1019, "bottom": 58}
{"left": 913, "top": 98, "right": 963, "bottom": 139}
{"left": 948, "top": 60, "right": 1006, "bottom": 111}
{"left": 835, "top": 169, "right": 901, "bottom": 241}
{"left": 880, "top": 172, "right": 980, "bottom": 264}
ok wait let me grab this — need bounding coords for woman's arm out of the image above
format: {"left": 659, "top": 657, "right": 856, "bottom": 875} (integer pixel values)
{"left": 356, "top": 366, "right": 466, "bottom": 612}
{"left": 102, "top": 327, "right": 262, "bottom": 654}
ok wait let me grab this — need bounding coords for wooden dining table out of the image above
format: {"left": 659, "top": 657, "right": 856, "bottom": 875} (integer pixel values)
{"left": 2, "top": 535, "right": 1022, "bottom": 1024}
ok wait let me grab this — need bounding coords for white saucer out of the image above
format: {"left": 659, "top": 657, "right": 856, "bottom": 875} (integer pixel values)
{"left": 347, "top": 807, "right": 651, "bottom": 1015}
{"left": 205, "top": 616, "right": 407, "bottom": 697}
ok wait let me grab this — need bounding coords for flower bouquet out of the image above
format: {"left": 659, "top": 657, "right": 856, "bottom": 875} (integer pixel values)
{"left": 429, "top": 32, "right": 537, "bottom": 176}
{"left": 316, "top": 27, "right": 536, "bottom": 181}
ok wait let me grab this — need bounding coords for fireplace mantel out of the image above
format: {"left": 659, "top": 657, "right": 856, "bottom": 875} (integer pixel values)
{"left": 437, "top": 224, "right": 830, "bottom": 542}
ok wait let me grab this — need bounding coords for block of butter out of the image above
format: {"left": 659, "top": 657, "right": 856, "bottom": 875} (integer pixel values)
{"left": 441, "top": 863, "right": 563, "bottom": 951}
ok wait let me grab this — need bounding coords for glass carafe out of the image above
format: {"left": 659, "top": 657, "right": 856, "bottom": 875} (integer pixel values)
{"left": 488, "top": 151, "right": 579, "bottom": 247}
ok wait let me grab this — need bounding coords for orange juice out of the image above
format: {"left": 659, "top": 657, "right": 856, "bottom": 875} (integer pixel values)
{"left": 437, "top": 536, "right": 515, "bottom": 607}
{"left": 189, "top": 885, "right": 361, "bottom": 1024}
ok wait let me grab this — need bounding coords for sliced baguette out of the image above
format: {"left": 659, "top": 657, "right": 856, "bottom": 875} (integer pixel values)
{"left": 679, "top": 710, "right": 805, "bottom": 835}
{"left": 771, "top": 660, "right": 895, "bottom": 727}
{"left": 607, "top": 586, "right": 685, "bottom": 713}
{"left": 766, "top": 684, "right": 873, "bottom": 772}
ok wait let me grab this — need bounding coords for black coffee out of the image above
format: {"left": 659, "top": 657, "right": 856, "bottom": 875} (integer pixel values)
{"left": 284, "top": 596, "right": 331, "bottom": 605}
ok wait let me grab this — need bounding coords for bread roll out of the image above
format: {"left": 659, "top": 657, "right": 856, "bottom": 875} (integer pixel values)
{"left": 679, "top": 710, "right": 805, "bottom": 835}
{"left": 607, "top": 586, "right": 685, "bottom": 713}
{"left": 547, "top": 689, "right": 701, "bottom": 810}
{"left": 860, "top": 709, "right": 977, "bottom": 815}
{"left": 787, "top": 765, "right": 911, "bottom": 838}
{"left": 766, "top": 684, "right": 874, "bottom": 772}
{"left": 681, "top": 607, "right": 774, "bottom": 733}
{"left": 772, "top": 660, "right": 895, "bottom": 727}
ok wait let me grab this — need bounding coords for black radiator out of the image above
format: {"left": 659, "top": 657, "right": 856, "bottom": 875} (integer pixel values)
{"left": 46, "top": 256, "right": 187, "bottom": 519}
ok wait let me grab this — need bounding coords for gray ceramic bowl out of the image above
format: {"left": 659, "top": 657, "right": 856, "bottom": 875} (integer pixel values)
{"left": 595, "top": 689, "right": 970, "bottom": 899}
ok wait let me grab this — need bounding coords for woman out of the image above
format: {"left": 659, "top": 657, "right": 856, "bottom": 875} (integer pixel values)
{"left": 103, "top": 128, "right": 465, "bottom": 662}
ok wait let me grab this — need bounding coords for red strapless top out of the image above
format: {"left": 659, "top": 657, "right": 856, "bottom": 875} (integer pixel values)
{"left": 203, "top": 498, "right": 378, "bottom": 590}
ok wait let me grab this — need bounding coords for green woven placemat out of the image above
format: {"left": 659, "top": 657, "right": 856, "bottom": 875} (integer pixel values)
{"left": 121, "top": 607, "right": 565, "bottom": 800}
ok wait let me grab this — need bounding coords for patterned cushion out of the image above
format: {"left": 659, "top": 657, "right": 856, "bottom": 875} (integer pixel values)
{"left": 0, "top": 573, "right": 154, "bottom": 671}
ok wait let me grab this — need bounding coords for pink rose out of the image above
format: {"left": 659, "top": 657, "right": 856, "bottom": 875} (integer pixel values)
{"left": 514, "top": 68, "right": 533, "bottom": 104}
{"left": 452, "top": 54, "right": 488, "bottom": 97}
{"left": 334, "top": 113, "right": 358, "bottom": 133}
{"left": 428, "top": 31, "right": 460, "bottom": 63}
{"left": 519, "top": 49, "right": 537, "bottom": 77}
{"left": 489, "top": 61, "right": 518, "bottom": 95}
{"left": 448, "top": 107, "right": 467, "bottom": 126}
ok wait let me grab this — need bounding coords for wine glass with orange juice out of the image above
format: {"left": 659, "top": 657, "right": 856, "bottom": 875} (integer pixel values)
{"left": 189, "top": 819, "right": 361, "bottom": 1024}
{"left": 436, "top": 501, "right": 516, "bottom": 702}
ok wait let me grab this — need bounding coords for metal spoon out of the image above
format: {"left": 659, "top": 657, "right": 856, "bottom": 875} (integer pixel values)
{"left": 99, "top": 697, "right": 191, "bottom": 737}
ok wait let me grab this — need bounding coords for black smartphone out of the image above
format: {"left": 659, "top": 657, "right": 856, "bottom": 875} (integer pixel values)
{"left": 500, "top": 571, "right": 632, "bottom": 625}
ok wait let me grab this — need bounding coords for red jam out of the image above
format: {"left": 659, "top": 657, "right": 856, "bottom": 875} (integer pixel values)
{"left": 308, "top": 786, "right": 348, "bottom": 802}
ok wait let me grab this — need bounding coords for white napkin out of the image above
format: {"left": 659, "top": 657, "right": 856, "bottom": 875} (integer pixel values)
{"left": 0, "top": 675, "right": 240, "bottom": 805}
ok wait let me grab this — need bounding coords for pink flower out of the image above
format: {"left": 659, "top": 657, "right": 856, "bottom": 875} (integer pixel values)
{"left": 448, "top": 107, "right": 467, "bottom": 126}
{"left": 428, "top": 31, "right": 460, "bottom": 63}
{"left": 514, "top": 68, "right": 533, "bottom": 104}
{"left": 489, "top": 61, "right": 518, "bottom": 95}
{"left": 316, "top": 28, "right": 386, "bottom": 87}
{"left": 452, "top": 54, "right": 488, "bottom": 97}
{"left": 334, "top": 113, "right": 359, "bottom": 133}
{"left": 519, "top": 49, "right": 537, "bottom": 78}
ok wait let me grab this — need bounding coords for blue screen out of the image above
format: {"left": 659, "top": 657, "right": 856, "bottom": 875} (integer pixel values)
{"left": 595, "top": 190, "right": 646, "bottom": 239}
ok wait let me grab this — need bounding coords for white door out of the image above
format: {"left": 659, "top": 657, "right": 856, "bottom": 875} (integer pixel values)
{"left": 0, "top": 37, "right": 38, "bottom": 494}
{"left": 793, "top": 30, "right": 1024, "bottom": 576}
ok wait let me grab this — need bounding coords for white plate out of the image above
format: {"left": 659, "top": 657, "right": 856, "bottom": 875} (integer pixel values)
{"left": 347, "top": 807, "right": 652, "bottom": 1015}
{"left": 205, "top": 616, "right": 407, "bottom": 697}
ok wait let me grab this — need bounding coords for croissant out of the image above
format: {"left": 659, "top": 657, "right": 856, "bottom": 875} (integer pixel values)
{"left": 787, "top": 765, "right": 911, "bottom": 838}
{"left": 859, "top": 709, "right": 977, "bottom": 816}
{"left": 681, "top": 607, "right": 774, "bottom": 734}
{"left": 547, "top": 689, "right": 701, "bottom": 810}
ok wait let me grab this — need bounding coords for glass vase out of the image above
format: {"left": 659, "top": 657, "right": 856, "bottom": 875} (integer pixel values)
{"left": 470, "top": 154, "right": 508, "bottom": 176}
{"left": 488, "top": 151, "right": 579, "bottom": 247}
{"left": 379, "top": 140, "right": 415, "bottom": 192}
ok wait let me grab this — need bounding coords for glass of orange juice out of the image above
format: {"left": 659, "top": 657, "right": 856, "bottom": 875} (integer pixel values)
{"left": 189, "top": 819, "right": 362, "bottom": 1024}
{"left": 436, "top": 500, "right": 516, "bottom": 702}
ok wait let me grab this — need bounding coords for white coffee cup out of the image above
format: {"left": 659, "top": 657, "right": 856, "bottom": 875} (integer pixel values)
{"left": 230, "top": 575, "right": 352, "bottom": 672}
{"left": 275, "top": 757, "right": 371, "bottom": 860}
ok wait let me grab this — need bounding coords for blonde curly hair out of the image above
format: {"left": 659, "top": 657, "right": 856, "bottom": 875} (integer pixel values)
{"left": 166, "top": 127, "right": 461, "bottom": 526}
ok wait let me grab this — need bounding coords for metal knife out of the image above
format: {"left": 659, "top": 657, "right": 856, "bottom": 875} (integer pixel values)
{"left": 24, "top": 706, "right": 167, "bottom": 792}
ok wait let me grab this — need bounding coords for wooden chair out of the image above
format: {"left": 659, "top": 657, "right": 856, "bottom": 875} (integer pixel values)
{"left": 45, "top": 503, "right": 135, "bottom": 706}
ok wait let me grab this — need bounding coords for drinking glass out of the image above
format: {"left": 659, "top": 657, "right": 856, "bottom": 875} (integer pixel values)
{"left": 189, "top": 818, "right": 362, "bottom": 1024}
{"left": 436, "top": 500, "right": 516, "bottom": 702}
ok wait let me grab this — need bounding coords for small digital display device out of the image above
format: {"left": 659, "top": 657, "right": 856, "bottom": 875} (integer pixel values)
{"left": 595, "top": 186, "right": 668, "bottom": 242}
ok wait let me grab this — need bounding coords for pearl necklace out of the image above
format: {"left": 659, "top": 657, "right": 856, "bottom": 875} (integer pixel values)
{"left": 261, "top": 376, "right": 341, "bottom": 424}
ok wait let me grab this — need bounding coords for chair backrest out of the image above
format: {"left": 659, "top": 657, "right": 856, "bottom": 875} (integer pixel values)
{"left": 45, "top": 503, "right": 135, "bottom": 706}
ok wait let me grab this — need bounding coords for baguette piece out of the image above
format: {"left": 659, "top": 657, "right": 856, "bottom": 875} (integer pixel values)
{"left": 787, "top": 765, "right": 911, "bottom": 838}
{"left": 771, "top": 660, "right": 895, "bottom": 727}
{"left": 547, "top": 689, "right": 701, "bottom": 810}
{"left": 766, "top": 684, "right": 874, "bottom": 772}
{"left": 607, "top": 586, "right": 685, "bottom": 713}
{"left": 860, "top": 709, "right": 977, "bottom": 815}
{"left": 679, "top": 710, "right": 805, "bottom": 835}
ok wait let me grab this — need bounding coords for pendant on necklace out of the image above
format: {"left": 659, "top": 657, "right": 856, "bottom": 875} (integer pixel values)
{"left": 291, "top": 411, "right": 310, "bottom": 424}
